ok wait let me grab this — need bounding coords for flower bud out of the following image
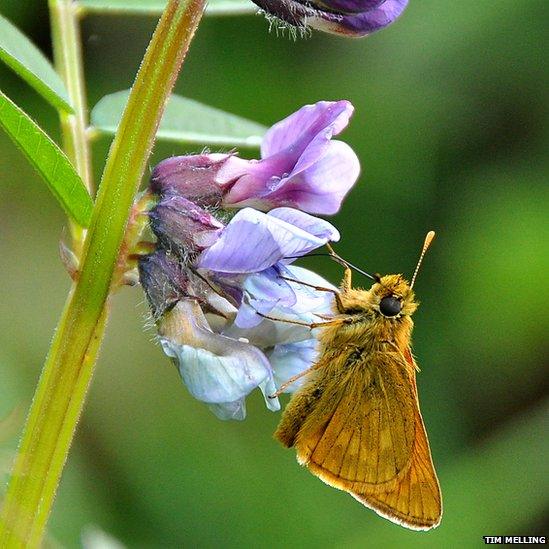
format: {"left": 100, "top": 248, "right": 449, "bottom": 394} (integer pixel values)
{"left": 251, "top": 0, "right": 408, "bottom": 37}
{"left": 150, "top": 153, "right": 242, "bottom": 206}
{"left": 138, "top": 249, "right": 190, "bottom": 318}
{"left": 149, "top": 194, "right": 224, "bottom": 255}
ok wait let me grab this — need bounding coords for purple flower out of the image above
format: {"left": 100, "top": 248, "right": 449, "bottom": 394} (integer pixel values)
{"left": 137, "top": 100, "right": 359, "bottom": 420}
{"left": 198, "top": 207, "right": 339, "bottom": 273}
{"left": 150, "top": 153, "right": 235, "bottom": 206}
{"left": 140, "top": 207, "right": 338, "bottom": 420}
{"left": 150, "top": 101, "right": 360, "bottom": 215}
{"left": 198, "top": 207, "right": 339, "bottom": 328}
{"left": 221, "top": 101, "right": 359, "bottom": 215}
{"left": 250, "top": 0, "right": 408, "bottom": 37}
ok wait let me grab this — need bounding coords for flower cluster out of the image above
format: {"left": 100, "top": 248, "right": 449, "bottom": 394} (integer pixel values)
{"left": 139, "top": 101, "right": 359, "bottom": 420}
{"left": 251, "top": 0, "right": 408, "bottom": 37}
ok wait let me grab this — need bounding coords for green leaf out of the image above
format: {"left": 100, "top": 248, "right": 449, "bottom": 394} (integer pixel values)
{"left": 0, "top": 14, "right": 72, "bottom": 113}
{"left": 77, "top": 0, "right": 256, "bottom": 16}
{"left": 0, "top": 90, "right": 92, "bottom": 226}
{"left": 91, "top": 90, "right": 267, "bottom": 148}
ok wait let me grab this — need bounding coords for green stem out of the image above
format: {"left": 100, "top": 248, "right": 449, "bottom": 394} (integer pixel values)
{"left": 0, "top": 0, "right": 206, "bottom": 546}
{"left": 48, "top": 0, "right": 94, "bottom": 255}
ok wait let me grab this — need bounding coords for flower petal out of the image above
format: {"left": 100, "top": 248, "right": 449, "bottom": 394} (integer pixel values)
{"left": 268, "top": 339, "right": 319, "bottom": 393}
{"left": 316, "top": 0, "right": 385, "bottom": 14}
{"left": 251, "top": 0, "right": 407, "bottom": 37}
{"left": 261, "top": 101, "right": 353, "bottom": 159}
{"left": 197, "top": 208, "right": 338, "bottom": 274}
{"left": 234, "top": 267, "right": 296, "bottom": 328}
{"left": 269, "top": 208, "right": 340, "bottom": 243}
{"left": 259, "top": 376, "right": 281, "bottom": 412}
{"left": 224, "top": 266, "right": 336, "bottom": 343}
{"left": 278, "top": 140, "right": 360, "bottom": 215}
{"left": 208, "top": 399, "right": 247, "bottom": 421}
{"left": 313, "top": 0, "right": 409, "bottom": 37}
{"left": 159, "top": 301, "right": 273, "bottom": 419}
{"left": 222, "top": 101, "right": 358, "bottom": 214}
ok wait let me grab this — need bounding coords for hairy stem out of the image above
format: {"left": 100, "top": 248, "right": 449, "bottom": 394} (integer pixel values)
{"left": 49, "top": 0, "right": 94, "bottom": 255}
{"left": 0, "top": 0, "right": 206, "bottom": 546}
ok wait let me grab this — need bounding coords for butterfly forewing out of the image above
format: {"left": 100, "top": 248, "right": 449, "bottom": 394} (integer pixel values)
{"left": 296, "top": 352, "right": 415, "bottom": 487}
{"left": 277, "top": 349, "right": 441, "bottom": 530}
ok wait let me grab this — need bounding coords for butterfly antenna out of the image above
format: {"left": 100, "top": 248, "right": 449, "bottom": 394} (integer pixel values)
{"left": 410, "top": 231, "right": 436, "bottom": 289}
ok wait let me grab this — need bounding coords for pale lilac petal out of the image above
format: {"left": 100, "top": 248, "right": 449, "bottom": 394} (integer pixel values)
{"left": 159, "top": 301, "right": 273, "bottom": 420}
{"left": 230, "top": 265, "right": 337, "bottom": 334}
{"left": 234, "top": 268, "right": 296, "bottom": 328}
{"left": 259, "top": 376, "right": 281, "bottom": 412}
{"left": 197, "top": 208, "right": 338, "bottom": 274}
{"left": 261, "top": 101, "right": 353, "bottom": 159}
{"left": 268, "top": 339, "right": 319, "bottom": 393}
{"left": 281, "top": 265, "right": 338, "bottom": 314}
{"left": 208, "top": 400, "right": 246, "bottom": 421}
{"left": 269, "top": 208, "right": 340, "bottom": 243}
{"left": 160, "top": 340, "right": 270, "bottom": 406}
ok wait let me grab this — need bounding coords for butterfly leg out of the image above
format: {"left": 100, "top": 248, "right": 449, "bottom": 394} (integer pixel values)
{"left": 268, "top": 366, "right": 316, "bottom": 399}
{"left": 255, "top": 312, "right": 350, "bottom": 329}
{"left": 341, "top": 265, "right": 352, "bottom": 292}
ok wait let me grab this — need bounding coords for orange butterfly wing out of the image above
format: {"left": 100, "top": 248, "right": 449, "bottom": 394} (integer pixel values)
{"left": 289, "top": 348, "right": 442, "bottom": 530}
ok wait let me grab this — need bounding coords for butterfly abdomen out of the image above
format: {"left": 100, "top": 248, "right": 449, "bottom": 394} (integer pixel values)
{"left": 274, "top": 382, "right": 325, "bottom": 448}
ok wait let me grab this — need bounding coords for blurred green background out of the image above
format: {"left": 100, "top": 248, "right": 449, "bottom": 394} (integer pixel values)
{"left": 1, "top": 1, "right": 548, "bottom": 547}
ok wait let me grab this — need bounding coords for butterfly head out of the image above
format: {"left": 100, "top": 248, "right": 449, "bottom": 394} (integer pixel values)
{"left": 371, "top": 274, "right": 418, "bottom": 319}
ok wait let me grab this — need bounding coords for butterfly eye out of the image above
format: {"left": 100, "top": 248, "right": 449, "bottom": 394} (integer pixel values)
{"left": 379, "top": 296, "right": 402, "bottom": 317}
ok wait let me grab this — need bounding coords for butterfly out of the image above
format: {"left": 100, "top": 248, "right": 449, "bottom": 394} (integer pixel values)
{"left": 272, "top": 232, "right": 442, "bottom": 530}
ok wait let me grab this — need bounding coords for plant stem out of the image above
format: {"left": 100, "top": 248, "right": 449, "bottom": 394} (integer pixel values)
{"left": 49, "top": 0, "right": 94, "bottom": 255}
{"left": 0, "top": 0, "right": 206, "bottom": 546}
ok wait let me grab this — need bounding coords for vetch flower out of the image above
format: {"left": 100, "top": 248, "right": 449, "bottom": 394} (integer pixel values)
{"left": 198, "top": 207, "right": 339, "bottom": 327}
{"left": 150, "top": 153, "right": 235, "bottom": 206}
{"left": 150, "top": 101, "right": 360, "bottom": 215}
{"left": 141, "top": 206, "right": 338, "bottom": 419}
{"left": 221, "top": 101, "right": 359, "bottom": 215}
{"left": 198, "top": 207, "right": 339, "bottom": 274}
{"left": 138, "top": 101, "right": 360, "bottom": 420}
{"left": 251, "top": 0, "right": 408, "bottom": 37}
